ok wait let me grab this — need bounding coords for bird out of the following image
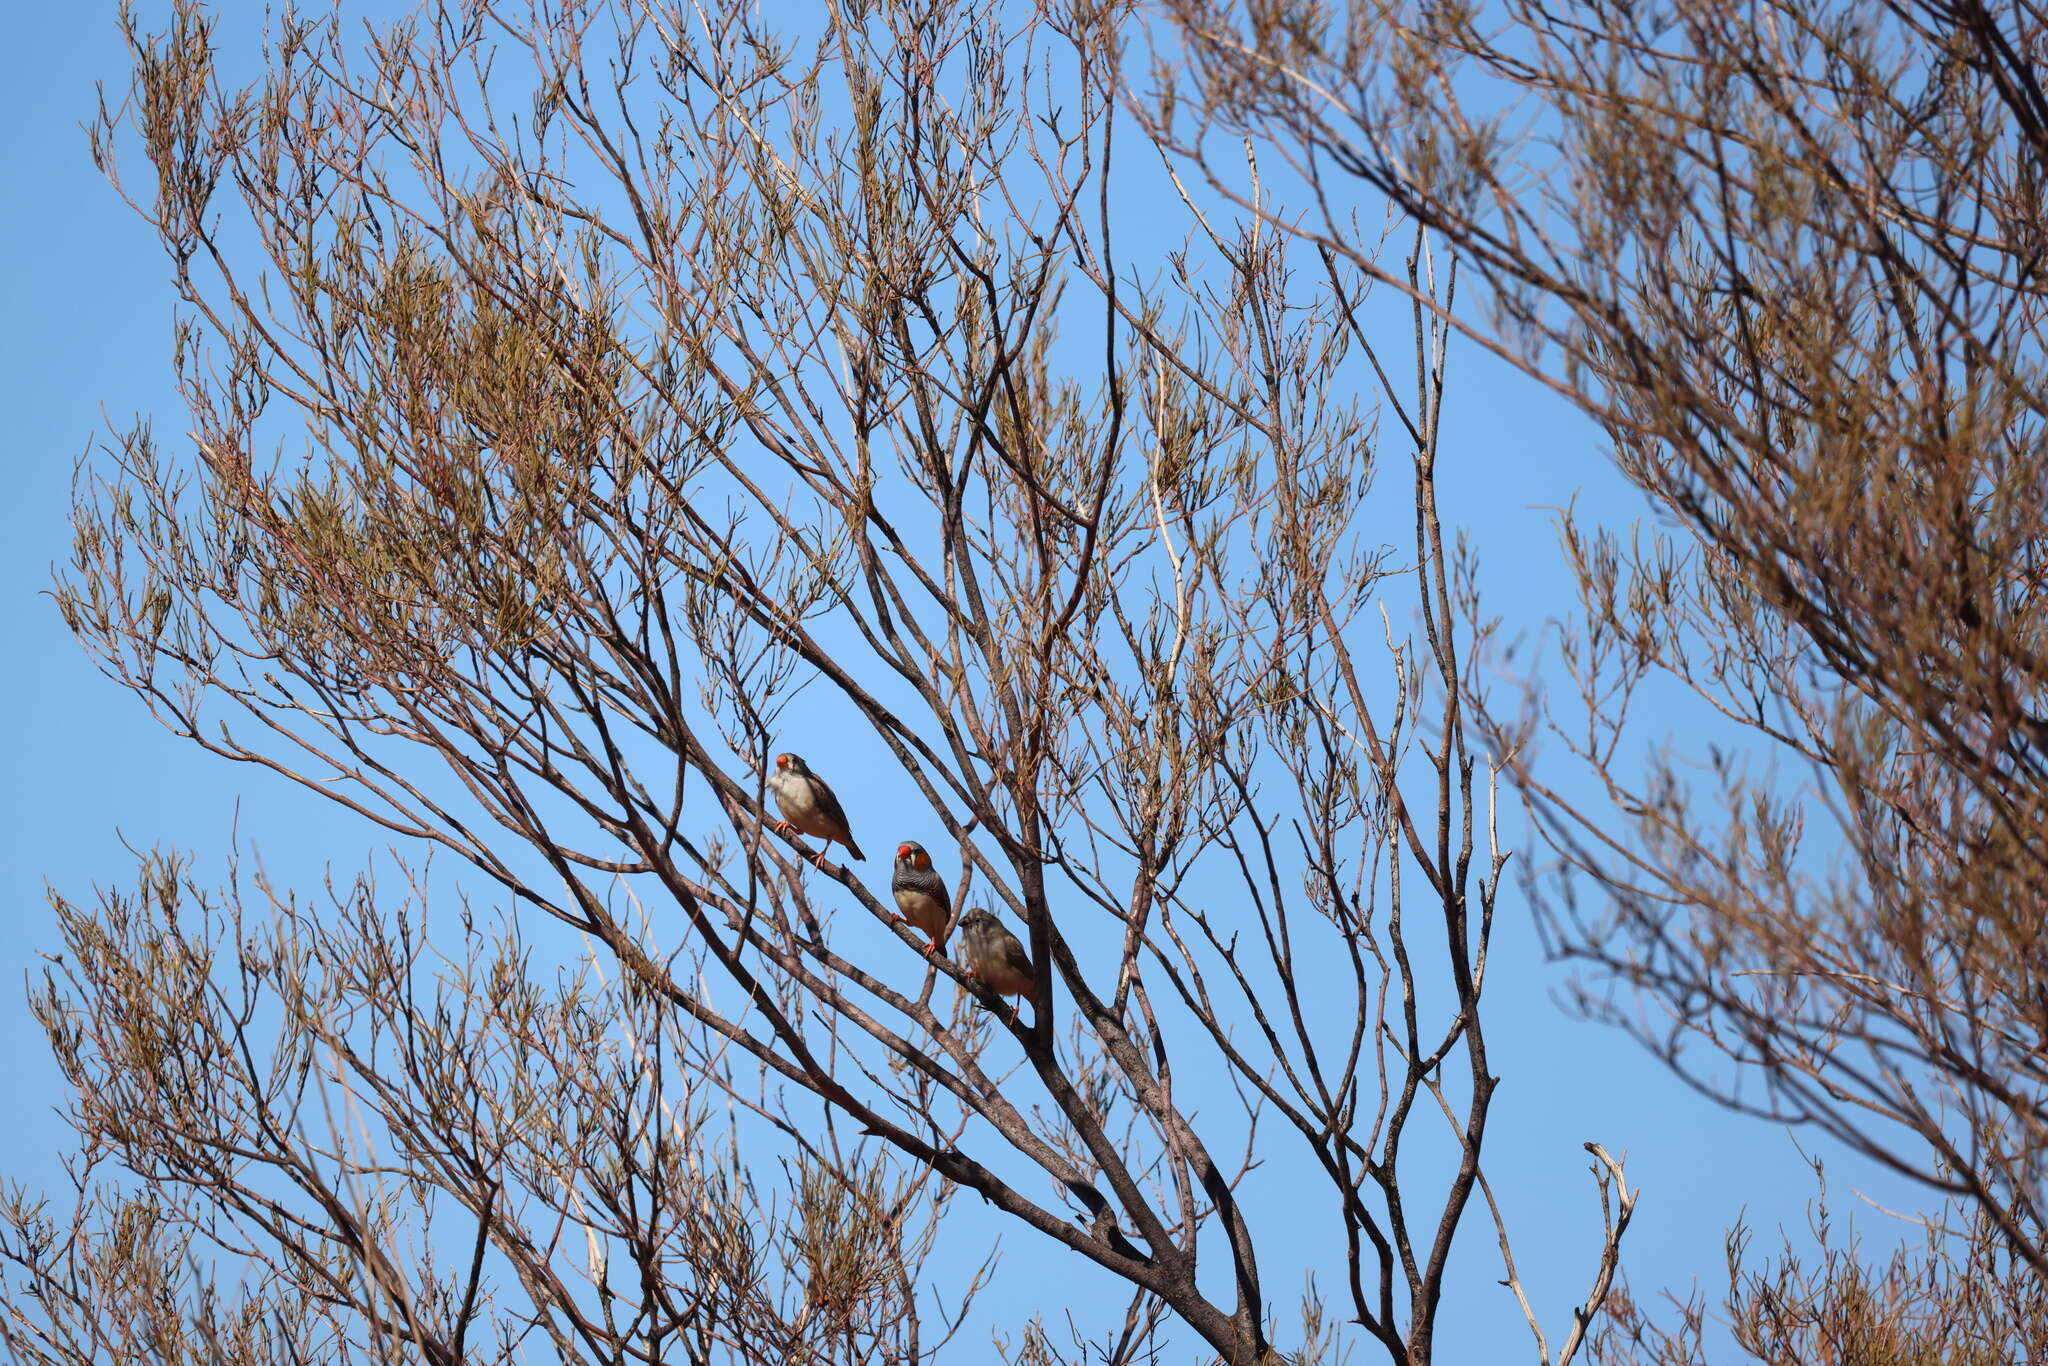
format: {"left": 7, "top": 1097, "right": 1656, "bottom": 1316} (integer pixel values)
{"left": 767, "top": 752, "right": 864, "bottom": 867}
{"left": 890, "top": 841, "right": 953, "bottom": 953}
{"left": 956, "top": 908, "right": 1036, "bottom": 1021}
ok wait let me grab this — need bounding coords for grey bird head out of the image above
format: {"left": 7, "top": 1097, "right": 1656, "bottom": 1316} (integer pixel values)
{"left": 774, "top": 751, "right": 810, "bottom": 776}
{"left": 895, "top": 840, "right": 932, "bottom": 872}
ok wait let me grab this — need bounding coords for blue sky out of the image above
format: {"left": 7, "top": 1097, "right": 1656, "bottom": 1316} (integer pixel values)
{"left": 0, "top": 5, "right": 1933, "bottom": 1360}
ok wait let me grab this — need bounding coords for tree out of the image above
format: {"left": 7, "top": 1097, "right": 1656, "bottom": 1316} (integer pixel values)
{"left": 4, "top": 3, "right": 1632, "bottom": 1363}
{"left": 1136, "top": 0, "right": 2048, "bottom": 1349}
{"left": 8, "top": 851, "right": 969, "bottom": 1364}
{"left": 1586, "top": 1178, "right": 2048, "bottom": 1365}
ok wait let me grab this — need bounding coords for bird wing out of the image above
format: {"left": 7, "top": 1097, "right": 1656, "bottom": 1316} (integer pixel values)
{"left": 810, "top": 773, "right": 856, "bottom": 842}
{"left": 1001, "top": 929, "right": 1035, "bottom": 983}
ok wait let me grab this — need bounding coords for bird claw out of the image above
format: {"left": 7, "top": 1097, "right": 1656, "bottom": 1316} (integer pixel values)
{"left": 886, "top": 914, "right": 944, "bottom": 957}
{"left": 959, "top": 974, "right": 1017, "bottom": 1024}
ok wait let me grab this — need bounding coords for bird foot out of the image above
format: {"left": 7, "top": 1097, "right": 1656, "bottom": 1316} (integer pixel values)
{"left": 959, "top": 975, "right": 1016, "bottom": 1024}
{"left": 888, "top": 916, "right": 939, "bottom": 956}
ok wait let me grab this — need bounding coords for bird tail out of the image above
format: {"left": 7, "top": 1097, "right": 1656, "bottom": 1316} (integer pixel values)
{"left": 846, "top": 838, "right": 865, "bottom": 861}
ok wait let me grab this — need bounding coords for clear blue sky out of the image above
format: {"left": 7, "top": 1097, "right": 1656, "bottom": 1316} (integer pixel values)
{"left": 0, "top": 5, "right": 1929, "bottom": 1360}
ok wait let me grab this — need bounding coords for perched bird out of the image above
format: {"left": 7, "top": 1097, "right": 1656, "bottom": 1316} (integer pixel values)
{"left": 767, "top": 752, "right": 864, "bottom": 867}
{"left": 890, "top": 841, "right": 953, "bottom": 953}
{"left": 956, "top": 908, "right": 1036, "bottom": 1021}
